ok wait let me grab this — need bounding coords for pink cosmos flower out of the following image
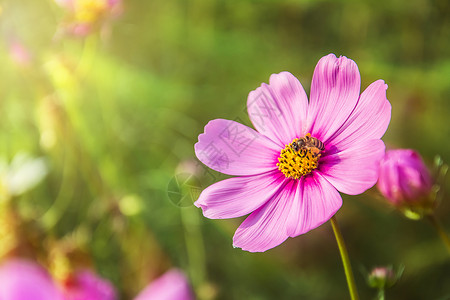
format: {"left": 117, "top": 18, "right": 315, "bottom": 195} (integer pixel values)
{"left": 62, "top": 269, "right": 117, "bottom": 300}
{"left": 0, "top": 259, "right": 64, "bottom": 300}
{"left": 134, "top": 269, "right": 194, "bottom": 300}
{"left": 195, "top": 54, "right": 391, "bottom": 252}
{"left": 377, "top": 149, "right": 433, "bottom": 206}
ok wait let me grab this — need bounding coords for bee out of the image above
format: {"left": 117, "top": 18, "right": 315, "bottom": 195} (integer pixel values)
{"left": 290, "top": 134, "right": 324, "bottom": 157}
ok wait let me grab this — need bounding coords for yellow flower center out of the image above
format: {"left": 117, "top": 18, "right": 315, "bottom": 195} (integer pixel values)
{"left": 277, "top": 134, "right": 324, "bottom": 179}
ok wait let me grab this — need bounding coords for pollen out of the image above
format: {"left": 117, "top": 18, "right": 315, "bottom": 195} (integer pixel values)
{"left": 277, "top": 137, "right": 323, "bottom": 179}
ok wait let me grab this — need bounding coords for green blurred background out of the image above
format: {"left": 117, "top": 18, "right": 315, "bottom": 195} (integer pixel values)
{"left": 0, "top": 0, "right": 449, "bottom": 299}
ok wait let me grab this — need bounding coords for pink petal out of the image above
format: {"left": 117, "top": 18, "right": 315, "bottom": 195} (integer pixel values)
{"left": 307, "top": 54, "right": 361, "bottom": 142}
{"left": 320, "top": 139, "right": 385, "bottom": 195}
{"left": 397, "top": 164, "right": 427, "bottom": 200}
{"left": 326, "top": 80, "right": 391, "bottom": 149}
{"left": 195, "top": 119, "right": 279, "bottom": 176}
{"left": 64, "top": 270, "right": 117, "bottom": 300}
{"left": 247, "top": 72, "right": 309, "bottom": 145}
{"left": 377, "top": 158, "right": 401, "bottom": 203}
{"left": 232, "top": 180, "right": 296, "bottom": 252}
{"left": 0, "top": 259, "right": 64, "bottom": 300}
{"left": 134, "top": 269, "right": 193, "bottom": 300}
{"left": 195, "top": 171, "right": 286, "bottom": 219}
{"left": 287, "top": 173, "right": 342, "bottom": 237}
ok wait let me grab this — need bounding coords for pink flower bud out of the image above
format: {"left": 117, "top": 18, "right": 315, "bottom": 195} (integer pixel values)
{"left": 367, "top": 266, "right": 400, "bottom": 289}
{"left": 378, "top": 149, "right": 433, "bottom": 207}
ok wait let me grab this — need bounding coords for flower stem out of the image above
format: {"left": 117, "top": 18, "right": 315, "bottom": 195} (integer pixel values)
{"left": 181, "top": 206, "right": 207, "bottom": 290}
{"left": 377, "top": 288, "right": 385, "bottom": 300}
{"left": 330, "top": 215, "right": 359, "bottom": 300}
{"left": 427, "top": 214, "right": 450, "bottom": 254}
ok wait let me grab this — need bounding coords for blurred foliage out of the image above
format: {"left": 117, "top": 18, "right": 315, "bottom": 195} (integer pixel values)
{"left": 0, "top": 0, "right": 449, "bottom": 299}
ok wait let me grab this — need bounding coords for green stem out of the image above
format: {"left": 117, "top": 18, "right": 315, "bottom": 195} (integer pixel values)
{"left": 330, "top": 215, "right": 360, "bottom": 300}
{"left": 377, "top": 288, "right": 385, "bottom": 300}
{"left": 427, "top": 214, "right": 450, "bottom": 254}
{"left": 181, "top": 206, "right": 207, "bottom": 292}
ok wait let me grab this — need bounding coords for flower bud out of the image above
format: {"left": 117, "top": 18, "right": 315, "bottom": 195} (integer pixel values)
{"left": 377, "top": 149, "right": 435, "bottom": 219}
{"left": 367, "top": 266, "right": 397, "bottom": 289}
{"left": 367, "top": 265, "right": 404, "bottom": 294}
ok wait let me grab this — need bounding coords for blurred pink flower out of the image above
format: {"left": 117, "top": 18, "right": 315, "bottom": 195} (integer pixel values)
{"left": 55, "top": 0, "right": 123, "bottom": 36}
{"left": 377, "top": 149, "right": 433, "bottom": 206}
{"left": 195, "top": 54, "right": 391, "bottom": 252}
{"left": 134, "top": 269, "right": 194, "bottom": 300}
{"left": 55, "top": 0, "right": 122, "bottom": 14}
{"left": 62, "top": 269, "right": 117, "bottom": 300}
{"left": 0, "top": 259, "right": 63, "bottom": 300}
{"left": 9, "top": 40, "right": 32, "bottom": 67}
